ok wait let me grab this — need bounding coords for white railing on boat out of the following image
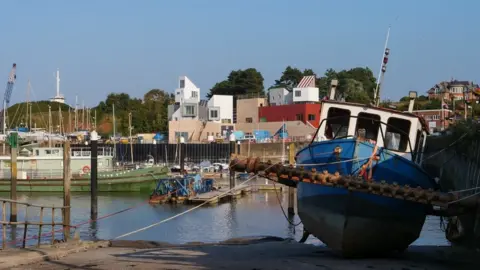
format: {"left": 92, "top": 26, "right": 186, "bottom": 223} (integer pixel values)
{"left": 0, "top": 166, "right": 159, "bottom": 180}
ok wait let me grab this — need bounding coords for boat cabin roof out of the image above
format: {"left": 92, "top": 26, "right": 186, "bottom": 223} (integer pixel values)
{"left": 322, "top": 100, "right": 430, "bottom": 134}
{"left": 316, "top": 100, "right": 429, "bottom": 157}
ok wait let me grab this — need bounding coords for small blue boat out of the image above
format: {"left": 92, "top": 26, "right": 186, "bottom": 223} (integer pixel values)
{"left": 296, "top": 99, "right": 438, "bottom": 256}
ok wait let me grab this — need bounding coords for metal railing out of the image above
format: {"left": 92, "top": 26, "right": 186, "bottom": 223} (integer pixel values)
{"left": 0, "top": 198, "right": 69, "bottom": 249}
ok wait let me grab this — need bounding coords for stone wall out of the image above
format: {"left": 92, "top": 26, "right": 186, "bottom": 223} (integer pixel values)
{"left": 238, "top": 142, "right": 309, "bottom": 163}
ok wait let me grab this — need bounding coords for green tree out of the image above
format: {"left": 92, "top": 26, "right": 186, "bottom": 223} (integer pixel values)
{"left": 207, "top": 68, "right": 265, "bottom": 98}
{"left": 316, "top": 67, "right": 376, "bottom": 103}
{"left": 271, "top": 66, "right": 316, "bottom": 90}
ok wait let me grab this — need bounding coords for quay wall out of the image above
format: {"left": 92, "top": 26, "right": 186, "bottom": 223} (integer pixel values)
{"left": 238, "top": 142, "right": 309, "bottom": 163}
{"left": 423, "top": 134, "right": 480, "bottom": 248}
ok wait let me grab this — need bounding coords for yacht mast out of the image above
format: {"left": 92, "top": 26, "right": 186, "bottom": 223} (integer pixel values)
{"left": 128, "top": 112, "right": 133, "bottom": 164}
{"left": 48, "top": 105, "right": 52, "bottom": 147}
{"left": 74, "top": 95, "right": 78, "bottom": 131}
{"left": 113, "top": 104, "right": 116, "bottom": 159}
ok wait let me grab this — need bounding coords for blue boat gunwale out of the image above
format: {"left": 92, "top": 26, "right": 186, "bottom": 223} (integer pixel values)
{"left": 297, "top": 138, "right": 438, "bottom": 189}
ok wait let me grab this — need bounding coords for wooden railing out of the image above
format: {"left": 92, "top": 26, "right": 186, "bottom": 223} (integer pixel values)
{"left": 0, "top": 198, "right": 70, "bottom": 249}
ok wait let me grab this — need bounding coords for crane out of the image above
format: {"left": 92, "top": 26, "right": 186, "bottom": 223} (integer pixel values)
{"left": 2, "top": 63, "right": 17, "bottom": 135}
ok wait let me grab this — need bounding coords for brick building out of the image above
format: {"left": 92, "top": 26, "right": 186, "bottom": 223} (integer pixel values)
{"left": 410, "top": 109, "right": 453, "bottom": 133}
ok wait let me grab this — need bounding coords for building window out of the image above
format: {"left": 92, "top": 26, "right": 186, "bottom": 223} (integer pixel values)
{"left": 296, "top": 114, "right": 304, "bottom": 121}
{"left": 324, "top": 107, "right": 351, "bottom": 139}
{"left": 191, "top": 91, "right": 198, "bottom": 98}
{"left": 221, "top": 119, "right": 231, "bottom": 124}
{"left": 432, "top": 114, "right": 440, "bottom": 120}
{"left": 183, "top": 105, "right": 196, "bottom": 116}
{"left": 179, "top": 79, "right": 185, "bottom": 88}
{"left": 210, "top": 110, "right": 218, "bottom": 119}
{"left": 295, "top": 90, "right": 301, "bottom": 97}
{"left": 385, "top": 117, "right": 411, "bottom": 152}
{"left": 246, "top": 117, "right": 253, "bottom": 123}
{"left": 308, "top": 114, "right": 315, "bottom": 121}
{"left": 355, "top": 112, "right": 380, "bottom": 141}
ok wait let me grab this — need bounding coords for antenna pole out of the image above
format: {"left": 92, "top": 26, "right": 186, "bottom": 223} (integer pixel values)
{"left": 374, "top": 26, "right": 391, "bottom": 106}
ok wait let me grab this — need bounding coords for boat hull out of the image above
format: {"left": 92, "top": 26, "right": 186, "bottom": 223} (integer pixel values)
{"left": 296, "top": 139, "right": 436, "bottom": 256}
{"left": 0, "top": 167, "right": 168, "bottom": 192}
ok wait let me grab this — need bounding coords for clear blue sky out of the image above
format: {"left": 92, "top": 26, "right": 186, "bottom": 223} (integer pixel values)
{"left": 1, "top": 0, "right": 478, "bottom": 107}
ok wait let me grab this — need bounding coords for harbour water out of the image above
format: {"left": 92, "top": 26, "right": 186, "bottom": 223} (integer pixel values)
{"left": 0, "top": 191, "right": 448, "bottom": 247}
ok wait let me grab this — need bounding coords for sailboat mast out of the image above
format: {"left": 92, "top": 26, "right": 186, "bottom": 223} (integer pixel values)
{"left": 58, "top": 105, "right": 62, "bottom": 135}
{"left": 113, "top": 104, "right": 116, "bottom": 159}
{"left": 128, "top": 112, "right": 133, "bottom": 164}
{"left": 74, "top": 95, "right": 78, "bottom": 131}
{"left": 48, "top": 105, "right": 52, "bottom": 147}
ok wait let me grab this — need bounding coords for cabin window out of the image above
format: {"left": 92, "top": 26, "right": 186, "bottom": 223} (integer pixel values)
{"left": 324, "top": 107, "right": 351, "bottom": 139}
{"left": 35, "top": 150, "right": 39, "bottom": 156}
{"left": 355, "top": 113, "right": 380, "bottom": 142}
{"left": 308, "top": 114, "right": 315, "bottom": 121}
{"left": 296, "top": 114, "right": 304, "bottom": 121}
{"left": 385, "top": 117, "right": 411, "bottom": 152}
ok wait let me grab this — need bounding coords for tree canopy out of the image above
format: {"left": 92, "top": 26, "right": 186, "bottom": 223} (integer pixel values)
{"left": 207, "top": 68, "right": 265, "bottom": 98}
{"left": 271, "top": 66, "right": 377, "bottom": 104}
{"left": 95, "top": 89, "right": 173, "bottom": 135}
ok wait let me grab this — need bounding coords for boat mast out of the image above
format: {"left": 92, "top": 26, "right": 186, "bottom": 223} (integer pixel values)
{"left": 128, "top": 112, "right": 133, "bottom": 164}
{"left": 58, "top": 105, "right": 61, "bottom": 135}
{"left": 373, "top": 26, "right": 391, "bottom": 106}
{"left": 74, "top": 95, "right": 78, "bottom": 131}
{"left": 113, "top": 104, "right": 116, "bottom": 159}
{"left": 48, "top": 105, "right": 52, "bottom": 147}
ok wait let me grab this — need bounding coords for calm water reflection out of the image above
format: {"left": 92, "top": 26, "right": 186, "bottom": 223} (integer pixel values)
{"left": 0, "top": 191, "right": 448, "bottom": 247}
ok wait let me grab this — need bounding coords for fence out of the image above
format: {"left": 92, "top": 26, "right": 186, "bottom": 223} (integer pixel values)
{"left": 0, "top": 198, "right": 69, "bottom": 249}
{"left": 423, "top": 135, "right": 480, "bottom": 247}
{"left": 107, "top": 143, "right": 235, "bottom": 164}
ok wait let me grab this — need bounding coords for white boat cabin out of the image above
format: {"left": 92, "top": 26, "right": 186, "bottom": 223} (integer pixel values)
{"left": 314, "top": 100, "right": 428, "bottom": 163}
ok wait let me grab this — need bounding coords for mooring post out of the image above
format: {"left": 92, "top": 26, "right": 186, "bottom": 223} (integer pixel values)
{"left": 179, "top": 136, "right": 185, "bottom": 174}
{"left": 287, "top": 143, "right": 296, "bottom": 215}
{"left": 229, "top": 135, "right": 236, "bottom": 189}
{"left": 9, "top": 132, "right": 18, "bottom": 222}
{"left": 63, "top": 141, "right": 71, "bottom": 241}
{"left": 90, "top": 131, "right": 98, "bottom": 220}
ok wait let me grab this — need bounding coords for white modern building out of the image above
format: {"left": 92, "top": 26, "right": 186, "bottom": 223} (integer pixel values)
{"left": 169, "top": 76, "right": 201, "bottom": 121}
{"left": 292, "top": 75, "right": 319, "bottom": 103}
{"left": 168, "top": 76, "right": 235, "bottom": 142}
{"left": 268, "top": 87, "right": 292, "bottom": 106}
{"left": 207, "top": 95, "right": 233, "bottom": 123}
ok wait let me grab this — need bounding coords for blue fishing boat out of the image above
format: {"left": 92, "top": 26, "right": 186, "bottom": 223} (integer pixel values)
{"left": 295, "top": 96, "right": 438, "bottom": 256}
{"left": 149, "top": 173, "right": 215, "bottom": 204}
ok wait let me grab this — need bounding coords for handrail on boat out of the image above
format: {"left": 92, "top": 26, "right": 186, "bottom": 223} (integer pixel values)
{"left": 310, "top": 115, "right": 418, "bottom": 161}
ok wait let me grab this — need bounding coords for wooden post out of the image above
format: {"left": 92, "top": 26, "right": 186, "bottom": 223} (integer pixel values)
{"left": 63, "top": 141, "right": 71, "bottom": 241}
{"left": 37, "top": 207, "right": 44, "bottom": 247}
{"left": 2, "top": 202, "right": 6, "bottom": 249}
{"left": 288, "top": 143, "right": 296, "bottom": 215}
{"left": 22, "top": 207, "right": 28, "bottom": 248}
{"left": 230, "top": 140, "right": 236, "bottom": 190}
{"left": 90, "top": 131, "right": 99, "bottom": 221}
{"left": 10, "top": 132, "right": 18, "bottom": 222}
{"left": 51, "top": 207, "right": 55, "bottom": 244}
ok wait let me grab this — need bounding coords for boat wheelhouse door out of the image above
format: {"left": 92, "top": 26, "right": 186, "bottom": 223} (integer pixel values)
{"left": 414, "top": 129, "right": 427, "bottom": 165}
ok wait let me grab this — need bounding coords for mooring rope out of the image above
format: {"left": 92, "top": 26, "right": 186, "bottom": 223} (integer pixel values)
{"left": 422, "top": 133, "right": 468, "bottom": 162}
{"left": 112, "top": 163, "right": 277, "bottom": 240}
